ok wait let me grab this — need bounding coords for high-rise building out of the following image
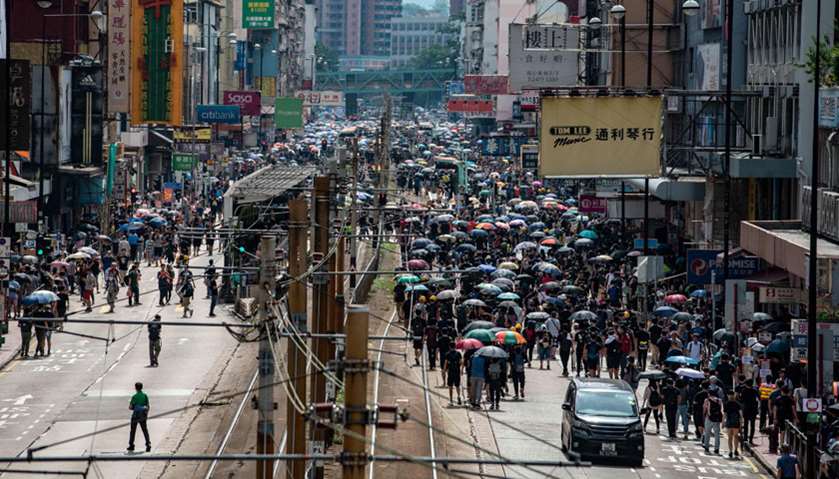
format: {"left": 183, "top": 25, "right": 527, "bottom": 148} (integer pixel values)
{"left": 318, "top": 0, "right": 402, "bottom": 61}
{"left": 390, "top": 14, "right": 456, "bottom": 68}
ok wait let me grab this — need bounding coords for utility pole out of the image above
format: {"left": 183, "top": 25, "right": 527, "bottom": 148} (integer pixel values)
{"left": 286, "top": 198, "right": 308, "bottom": 479}
{"left": 342, "top": 304, "right": 370, "bottom": 479}
{"left": 349, "top": 138, "right": 359, "bottom": 293}
{"left": 374, "top": 95, "right": 391, "bottom": 249}
{"left": 256, "top": 235, "right": 277, "bottom": 479}
{"left": 311, "top": 176, "right": 331, "bottom": 479}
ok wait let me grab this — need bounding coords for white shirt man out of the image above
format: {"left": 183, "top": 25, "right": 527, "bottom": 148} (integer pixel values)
{"left": 686, "top": 336, "right": 704, "bottom": 362}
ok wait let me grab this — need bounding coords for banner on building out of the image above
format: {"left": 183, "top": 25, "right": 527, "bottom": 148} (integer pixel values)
{"left": 481, "top": 136, "right": 529, "bottom": 157}
{"left": 0, "top": 59, "right": 31, "bottom": 151}
{"left": 0, "top": 200, "right": 37, "bottom": 224}
{"left": 223, "top": 90, "right": 261, "bottom": 116}
{"left": 71, "top": 62, "right": 104, "bottom": 165}
{"left": 294, "top": 90, "right": 344, "bottom": 107}
{"left": 687, "top": 249, "right": 763, "bottom": 285}
{"left": 539, "top": 96, "right": 663, "bottom": 177}
{"left": 275, "top": 97, "right": 303, "bottom": 129}
{"left": 445, "top": 80, "right": 465, "bottom": 97}
{"left": 174, "top": 128, "right": 212, "bottom": 142}
{"left": 447, "top": 97, "right": 494, "bottom": 118}
{"left": 820, "top": 88, "right": 839, "bottom": 128}
{"left": 172, "top": 153, "right": 195, "bottom": 171}
{"left": 508, "top": 23, "right": 579, "bottom": 92}
{"left": 197, "top": 104, "right": 241, "bottom": 124}
{"left": 107, "top": 0, "right": 131, "bottom": 113}
{"left": 130, "top": 0, "right": 184, "bottom": 125}
{"left": 696, "top": 43, "right": 720, "bottom": 91}
{"left": 255, "top": 76, "right": 275, "bottom": 99}
{"left": 243, "top": 0, "right": 274, "bottom": 29}
{"left": 521, "top": 145, "right": 538, "bottom": 172}
{"left": 234, "top": 41, "right": 247, "bottom": 70}
{"left": 464, "top": 75, "right": 509, "bottom": 95}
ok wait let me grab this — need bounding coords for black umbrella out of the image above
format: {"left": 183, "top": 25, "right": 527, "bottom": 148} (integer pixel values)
{"left": 569, "top": 310, "right": 598, "bottom": 322}
{"left": 464, "top": 320, "right": 494, "bottom": 332}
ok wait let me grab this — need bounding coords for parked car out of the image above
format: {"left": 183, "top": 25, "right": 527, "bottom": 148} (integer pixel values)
{"left": 561, "top": 377, "right": 644, "bottom": 466}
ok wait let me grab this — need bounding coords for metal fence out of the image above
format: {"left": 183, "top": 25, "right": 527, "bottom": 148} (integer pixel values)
{"left": 784, "top": 420, "right": 838, "bottom": 478}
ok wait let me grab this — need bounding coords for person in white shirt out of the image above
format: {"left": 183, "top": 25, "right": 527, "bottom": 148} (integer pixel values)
{"left": 686, "top": 334, "right": 704, "bottom": 363}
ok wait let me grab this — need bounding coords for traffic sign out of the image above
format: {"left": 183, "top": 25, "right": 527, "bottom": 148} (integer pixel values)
{"left": 802, "top": 397, "right": 822, "bottom": 413}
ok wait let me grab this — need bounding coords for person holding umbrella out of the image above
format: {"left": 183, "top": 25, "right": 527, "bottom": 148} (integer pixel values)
{"left": 486, "top": 356, "right": 506, "bottom": 410}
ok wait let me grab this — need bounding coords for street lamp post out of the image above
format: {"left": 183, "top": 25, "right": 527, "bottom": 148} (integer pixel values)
{"left": 36, "top": 2, "right": 105, "bottom": 232}
{"left": 611, "top": 4, "right": 627, "bottom": 242}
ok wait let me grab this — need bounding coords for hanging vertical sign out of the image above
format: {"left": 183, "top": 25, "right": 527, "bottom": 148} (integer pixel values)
{"left": 71, "top": 62, "right": 104, "bottom": 165}
{"left": 0, "top": 59, "right": 32, "bottom": 150}
{"left": 243, "top": 0, "right": 274, "bottom": 29}
{"left": 130, "top": 0, "right": 184, "bottom": 125}
{"left": 108, "top": 0, "right": 131, "bottom": 113}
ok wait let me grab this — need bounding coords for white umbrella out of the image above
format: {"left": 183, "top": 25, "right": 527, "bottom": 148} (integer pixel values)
{"left": 66, "top": 252, "right": 91, "bottom": 260}
{"left": 675, "top": 367, "right": 705, "bottom": 380}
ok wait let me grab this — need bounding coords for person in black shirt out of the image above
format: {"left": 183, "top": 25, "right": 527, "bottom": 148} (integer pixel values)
{"left": 656, "top": 335, "right": 672, "bottom": 364}
{"left": 714, "top": 354, "right": 736, "bottom": 392}
{"left": 437, "top": 327, "right": 453, "bottom": 384}
{"left": 737, "top": 377, "right": 760, "bottom": 445}
{"left": 636, "top": 329, "right": 650, "bottom": 371}
{"left": 693, "top": 381, "right": 710, "bottom": 440}
{"left": 443, "top": 348, "right": 462, "bottom": 405}
{"left": 558, "top": 327, "right": 573, "bottom": 376}
{"left": 774, "top": 386, "right": 795, "bottom": 445}
{"left": 724, "top": 390, "right": 743, "bottom": 458}
{"left": 148, "top": 314, "right": 162, "bottom": 367}
{"left": 661, "top": 378, "right": 681, "bottom": 439}
{"left": 649, "top": 321, "right": 663, "bottom": 366}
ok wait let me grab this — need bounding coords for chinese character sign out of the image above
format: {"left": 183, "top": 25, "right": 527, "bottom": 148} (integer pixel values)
{"left": 539, "top": 96, "right": 663, "bottom": 177}
{"left": 243, "top": 0, "right": 274, "bottom": 29}
{"left": 508, "top": 23, "right": 579, "bottom": 92}
{"left": 108, "top": 0, "right": 131, "bottom": 113}
{"left": 0, "top": 60, "right": 31, "bottom": 150}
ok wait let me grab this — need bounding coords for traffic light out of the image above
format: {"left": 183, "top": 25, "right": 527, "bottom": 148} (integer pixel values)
{"left": 35, "top": 235, "right": 46, "bottom": 257}
{"left": 238, "top": 246, "right": 245, "bottom": 254}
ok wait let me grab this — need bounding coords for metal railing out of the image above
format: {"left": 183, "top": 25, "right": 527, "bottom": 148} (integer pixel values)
{"left": 784, "top": 420, "right": 837, "bottom": 478}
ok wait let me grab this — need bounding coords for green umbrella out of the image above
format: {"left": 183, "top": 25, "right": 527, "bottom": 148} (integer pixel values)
{"left": 465, "top": 329, "right": 494, "bottom": 345}
{"left": 578, "top": 229, "right": 598, "bottom": 240}
{"left": 479, "top": 189, "right": 492, "bottom": 197}
{"left": 406, "top": 284, "right": 429, "bottom": 293}
{"left": 396, "top": 274, "right": 421, "bottom": 284}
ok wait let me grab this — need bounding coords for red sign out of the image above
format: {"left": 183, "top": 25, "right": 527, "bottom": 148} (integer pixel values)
{"left": 578, "top": 195, "right": 607, "bottom": 214}
{"left": 446, "top": 98, "right": 495, "bottom": 118}
{"left": 464, "top": 75, "right": 509, "bottom": 95}
{"left": 223, "top": 90, "right": 261, "bottom": 116}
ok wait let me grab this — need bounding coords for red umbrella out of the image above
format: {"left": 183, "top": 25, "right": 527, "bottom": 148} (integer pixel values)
{"left": 476, "top": 222, "right": 495, "bottom": 231}
{"left": 540, "top": 237, "right": 559, "bottom": 246}
{"left": 456, "top": 338, "right": 484, "bottom": 350}
{"left": 665, "top": 294, "right": 688, "bottom": 304}
{"left": 407, "top": 259, "right": 429, "bottom": 271}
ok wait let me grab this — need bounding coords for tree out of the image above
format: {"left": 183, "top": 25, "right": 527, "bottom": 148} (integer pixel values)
{"left": 801, "top": 36, "right": 839, "bottom": 87}
{"left": 315, "top": 42, "right": 339, "bottom": 73}
{"left": 410, "top": 42, "right": 458, "bottom": 69}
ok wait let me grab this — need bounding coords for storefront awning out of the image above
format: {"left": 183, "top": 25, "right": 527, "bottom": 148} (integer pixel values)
{"left": 740, "top": 220, "right": 839, "bottom": 279}
{"left": 627, "top": 177, "right": 705, "bottom": 202}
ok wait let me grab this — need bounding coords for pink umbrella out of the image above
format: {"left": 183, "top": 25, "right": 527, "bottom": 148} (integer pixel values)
{"left": 665, "top": 294, "right": 688, "bottom": 304}
{"left": 407, "top": 259, "right": 429, "bottom": 271}
{"left": 456, "top": 338, "right": 484, "bottom": 350}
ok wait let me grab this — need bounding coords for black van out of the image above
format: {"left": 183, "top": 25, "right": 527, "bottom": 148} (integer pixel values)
{"left": 561, "top": 378, "right": 644, "bottom": 466}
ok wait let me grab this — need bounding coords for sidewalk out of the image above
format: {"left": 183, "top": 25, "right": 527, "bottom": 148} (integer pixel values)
{"left": 745, "top": 427, "right": 778, "bottom": 475}
{"left": 0, "top": 316, "right": 21, "bottom": 369}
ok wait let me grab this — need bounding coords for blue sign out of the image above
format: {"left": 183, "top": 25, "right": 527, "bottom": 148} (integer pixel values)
{"left": 196, "top": 105, "right": 241, "bottom": 124}
{"left": 481, "top": 136, "right": 529, "bottom": 157}
{"left": 633, "top": 238, "right": 659, "bottom": 251}
{"left": 163, "top": 181, "right": 183, "bottom": 191}
{"left": 234, "top": 41, "right": 246, "bottom": 71}
{"left": 686, "top": 249, "right": 763, "bottom": 285}
{"left": 446, "top": 80, "right": 465, "bottom": 96}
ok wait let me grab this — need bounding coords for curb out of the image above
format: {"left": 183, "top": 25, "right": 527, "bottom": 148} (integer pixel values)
{"left": 745, "top": 443, "right": 776, "bottom": 476}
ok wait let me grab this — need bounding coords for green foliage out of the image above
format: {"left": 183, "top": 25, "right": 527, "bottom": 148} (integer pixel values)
{"left": 315, "top": 42, "right": 340, "bottom": 73}
{"left": 409, "top": 39, "right": 460, "bottom": 69}
{"left": 373, "top": 275, "right": 395, "bottom": 294}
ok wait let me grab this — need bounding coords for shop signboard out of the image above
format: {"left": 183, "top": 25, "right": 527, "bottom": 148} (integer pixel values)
{"left": 480, "top": 136, "right": 529, "bottom": 157}
{"left": 520, "top": 145, "right": 538, "bottom": 172}
{"left": 107, "top": 0, "right": 131, "bottom": 113}
{"left": 758, "top": 287, "right": 801, "bottom": 304}
{"left": 294, "top": 90, "right": 344, "bottom": 107}
{"left": 819, "top": 88, "right": 839, "bottom": 128}
{"left": 275, "top": 97, "right": 304, "bottom": 129}
{"left": 172, "top": 153, "right": 195, "bottom": 172}
{"left": 508, "top": 23, "right": 579, "bottom": 92}
{"left": 196, "top": 105, "right": 241, "bottom": 124}
{"left": 578, "top": 195, "right": 607, "bottom": 213}
{"left": 539, "top": 96, "right": 663, "bottom": 177}
{"left": 464, "top": 75, "right": 509, "bottom": 95}
{"left": 447, "top": 97, "right": 495, "bottom": 118}
{"left": 223, "top": 90, "right": 261, "bottom": 116}
{"left": 0, "top": 59, "right": 31, "bottom": 150}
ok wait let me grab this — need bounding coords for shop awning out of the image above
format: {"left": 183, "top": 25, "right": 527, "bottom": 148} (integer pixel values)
{"left": 740, "top": 220, "right": 839, "bottom": 279}
{"left": 627, "top": 177, "right": 705, "bottom": 202}
{"left": 57, "top": 165, "right": 104, "bottom": 176}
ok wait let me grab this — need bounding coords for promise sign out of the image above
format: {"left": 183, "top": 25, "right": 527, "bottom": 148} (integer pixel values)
{"left": 539, "top": 96, "right": 663, "bottom": 177}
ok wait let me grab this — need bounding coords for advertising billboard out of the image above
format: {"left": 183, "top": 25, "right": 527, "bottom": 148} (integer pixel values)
{"left": 508, "top": 23, "right": 579, "bottom": 92}
{"left": 696, "top": 43, "right": 720, "bottom": 91}
{"left": 820, "top": 88, "right": 839, "bottom": 128}
{"left": 223, "top": 90, "right": 261, "bottom": 116}
{"left": 464, "top": 75, "right": 509, "bottom": 95}
{"left": 172, "top": 153, "right": 195, "bottom": 172}
{"left": 71, "top": 63, "right": 104, "bottom": 165}
{"left": 578, "top": 195, "right": 607, "bottom": 213}
{"left": 107, "top": 0, "right": 131, "bottom": 113}
{"left": 243, "top": 0, "right": 275, "bottom": 28}
{"left": 275, "top": 97, "right": 304, "bottom": 129}
{"left": 130, "top": 0, "right": 184, "bottom": 125}
{"left": 539, "top": 96, "right": 663, "bottom": 177}
{"left": 686, "top": 249, "right": 763, "bottom": 285}
{"left": 446, "top": 97, "right": 495, "bottom": 118}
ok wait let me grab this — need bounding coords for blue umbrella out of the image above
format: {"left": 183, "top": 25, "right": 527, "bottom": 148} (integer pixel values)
{"left": 148, "top": 217, "right": 168, "bottom": 227}
{"left": 119, "top": 223, "right": 145, "bottom": 232}
{"left": 690, "top": 289, "right": 707, "bottom": 298}
{"left": 663, "top": 355, "right": 700, "bottom": 367}
{"left": 766, "top": 338, "right": 791, "bottom": 355}
{"left": 478, "top": 264, "right": 496, "bottom": 274}
{"left": 653, "top": 306, "right": 679, "bottom": 317}
{"left": 497, "top": 292, "right": 521, "bottom": 301}
{"left": 406, "top": 284, "right": 430, "bottom": 293}
{"left": 470, "top": 229, "right": 489, "bottom": 238}
{"left": 22, "top": 290, "right": 60, "bottom": 306}
{"left": 7, "top": 280, "right": 20, "bottom": 290}
{"left": 476, "top": 283, "right": 503, "bottom": 296}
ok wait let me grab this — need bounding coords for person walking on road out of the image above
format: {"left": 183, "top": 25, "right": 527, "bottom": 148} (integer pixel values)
{"left": 738, "top": 377, "right": 760, "bottom": 446}
{"left": 157, "top": 265, "right": 171, "bottom": 306}
{"left": 208, "top": 274, "right": 219, "bottom": 317}
{"left": 443, "top": 347, "right": 463, "bottom": 406}
{"left": 18, "top": 316, "right": 32, "bottom": 359}
{"left": 105, "top": 264, "right": 120, "bottom": 313}
{"left": 704, "top": 386, "right": 724, "bottom": 454}
{"left": 204, "top": 260, "right": 216, "bottom": 298}
{"left": 127, "top": 382, "right": 151, "bottom": 452}
{"left": 177, "top": 268, "right": 195, "bottom": 318}
{"left": 724, "top": 389, "right": 743, "bottom": 458}
{"left": 662, "top": 377, "right": 680, "bottom": 439}
{"left": 127, "top": 262, "right": 142, "bottom": 307}
{"left": 642, "top": 378, "right": 663, "bottom": 434}
{"left": 468, "top": 352, "right": 486, "bottom": 409}
{"left": 486, "top": 357, "right": 505, "bottom": 410}
{"left": 148, "top": 315, "right": 162, "bottom": 367}
{"left": 510, "top": 344, "right": 528, "bottom": 400}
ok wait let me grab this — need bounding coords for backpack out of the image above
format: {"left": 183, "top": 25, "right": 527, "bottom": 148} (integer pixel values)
{"left": 649, "top": 388, "right": 662, "bottom": 407}
{"left": 488, "top": 362, "right": 502, "bottom": 380}
{"left": 708, "top": 397, "right": 723, "bottom": 422}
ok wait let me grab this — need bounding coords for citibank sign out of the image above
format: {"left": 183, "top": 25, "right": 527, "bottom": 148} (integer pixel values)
{"left": 196, "top": 105, "right": 242, "bottom": 124}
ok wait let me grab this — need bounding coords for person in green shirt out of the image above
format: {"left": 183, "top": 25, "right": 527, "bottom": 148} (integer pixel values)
{"left": 128, "top": 382, "right": 151, "bottom": 452}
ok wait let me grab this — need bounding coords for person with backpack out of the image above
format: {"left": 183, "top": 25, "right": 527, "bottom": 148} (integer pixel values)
{"left": 486, "top": 357, "right": 505, "bottom": 410}
{"left": 584, "top": 333, "right": 602, "bottom": 378}
{"left": 621, "top": 355, "right": 641, "bottom": 390}
{"left": 126, "top": 262, "right": 141, "bottom": 307}
{"left": 693, "top": 381, "right": 710, "bottom": 440}
{"left": 510, "top": 345, "right": 528, "bottom": 400}
{"left": 704, "top": 386, "right": 724, "bottom": 454}
{"left": 605, "top": 330, "right": 621, "bottom": 379}
{"left": 177, "top": 268, "right": 195, "bottom": 318}
{"left": 643, "top": 379, "right": 664, "bottom": 434}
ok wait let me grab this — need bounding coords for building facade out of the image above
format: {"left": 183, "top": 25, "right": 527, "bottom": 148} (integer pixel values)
{"left": 317, "top": 0, "right": 401, "bottom": 61}
{"left": 390, "top": 14, "right": 455, "bottom": 68}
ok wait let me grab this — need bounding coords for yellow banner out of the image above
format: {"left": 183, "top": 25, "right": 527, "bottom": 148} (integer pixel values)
{"left": 256, "top": 76, "right": 276, "bottom": 100}
{"left": 539, "top": 96, "right": 663, "bottom": 177}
